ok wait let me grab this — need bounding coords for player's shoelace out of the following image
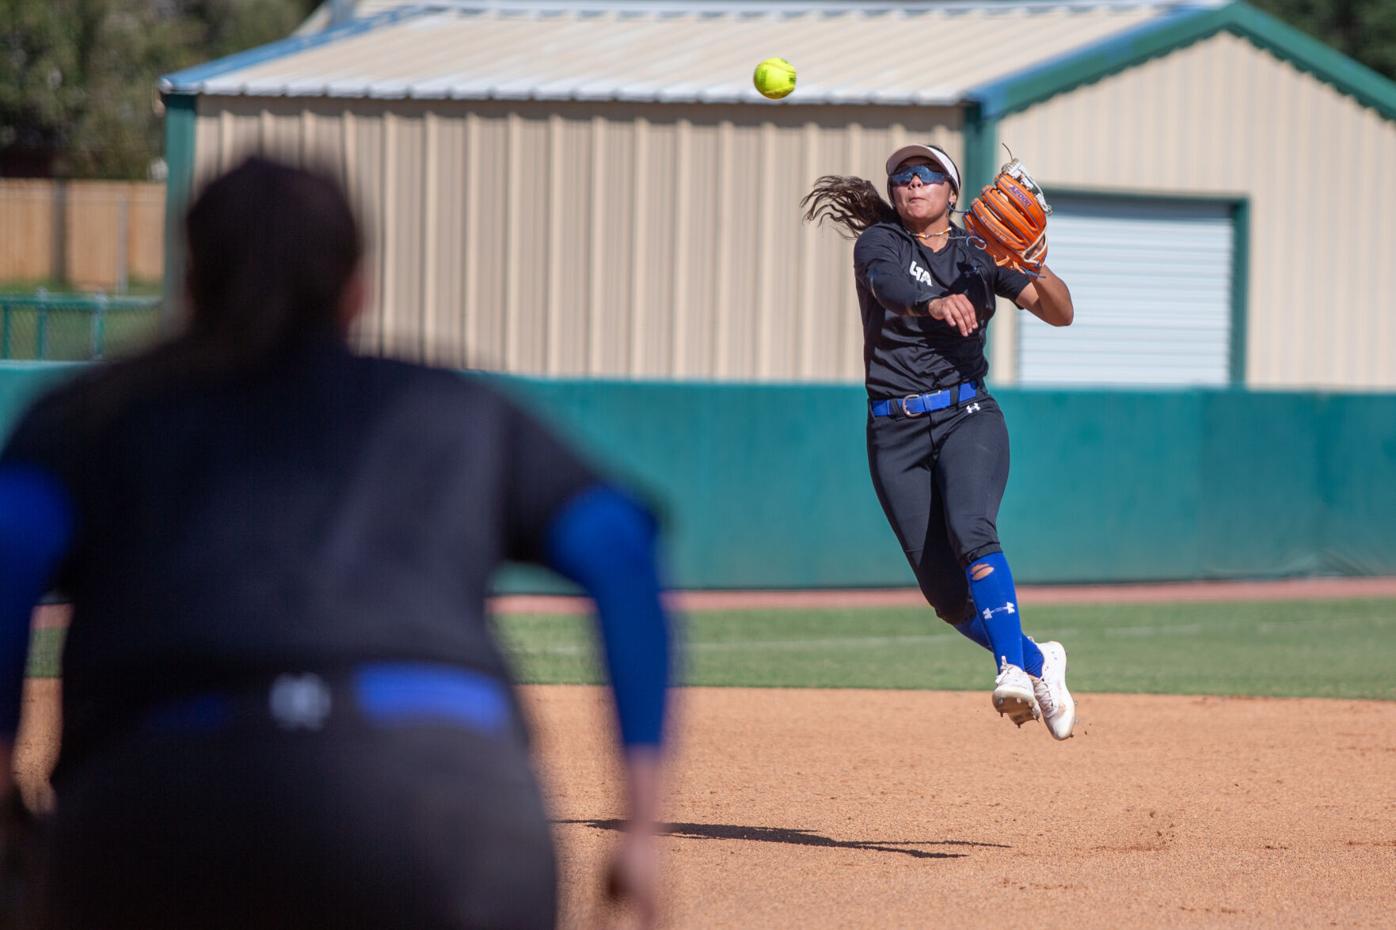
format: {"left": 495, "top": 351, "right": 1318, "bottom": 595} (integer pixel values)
{"left": 995, "top": 663, "right": 1030, "bottom": 699}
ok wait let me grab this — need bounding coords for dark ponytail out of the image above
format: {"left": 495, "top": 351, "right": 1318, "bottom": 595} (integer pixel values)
{"left": 800, "top": 175, "right": 898, "bottom": 238}
{"left": 183, "top": 156, "right": 363, "bottom": 366}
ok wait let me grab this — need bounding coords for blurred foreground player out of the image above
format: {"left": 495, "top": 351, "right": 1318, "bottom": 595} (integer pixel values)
{"left": 0, "top": 156, "right": 673, "bottom": 930}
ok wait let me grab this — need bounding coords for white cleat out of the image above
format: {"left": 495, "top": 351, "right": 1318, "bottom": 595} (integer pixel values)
{"left": 1031, "top": 641, "right": 1076, "bottom": 740}
{"left": 992, "top": 660, "right": 1040, "bottom": 727}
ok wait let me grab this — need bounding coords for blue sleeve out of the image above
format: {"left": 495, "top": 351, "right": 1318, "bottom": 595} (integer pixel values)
{"left": 544, "top": 484, "right": 672, "bottom": 748}
{"left": 0, "top": 465, "right": 75, "bottom": 739}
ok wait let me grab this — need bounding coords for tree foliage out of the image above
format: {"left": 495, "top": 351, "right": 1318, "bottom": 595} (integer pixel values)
{"left": 1250, "top": 0, "right": 1396, "bottom": 82}
{"left": 3, "top": 0, "right": 1396, "bottom": 179}
{"left": 1, "top": 0, "right": 318, "bottom": 178}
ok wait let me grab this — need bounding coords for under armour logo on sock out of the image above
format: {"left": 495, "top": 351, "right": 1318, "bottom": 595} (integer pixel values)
{"left": 965, "top": 403, "right": 981, "bottom": 413}
{"left": 982, "top": 602, "right": 1016, "bottom": 620}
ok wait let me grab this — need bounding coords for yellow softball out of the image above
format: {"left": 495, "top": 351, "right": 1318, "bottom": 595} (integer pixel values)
{"left": 753, "top": 57, "right": 797, "bottom": 100}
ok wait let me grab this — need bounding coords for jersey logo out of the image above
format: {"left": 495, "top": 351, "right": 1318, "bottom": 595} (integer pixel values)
{"left": 908, "top": 259, "right": 935, "bottom": 287}
{"left": 965, "top": 403, "right": 982, "bottom": 414}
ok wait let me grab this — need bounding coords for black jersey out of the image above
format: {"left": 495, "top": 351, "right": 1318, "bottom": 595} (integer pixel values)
{"left": 852, "top": 221, "right": 1030, "bottom": 397}
{"left": 0, "top": 337, "right": 599, "bottom": 768}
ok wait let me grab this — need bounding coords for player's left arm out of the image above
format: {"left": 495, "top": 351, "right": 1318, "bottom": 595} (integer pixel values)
{"left": 0, "top": 464, "right": 75, "bottom": 796}
{"left": 1013, "top": 264, "right": 1074, "bottom": 326}
{"left": 543, "top": 486, "right": 671, "bottom": 930}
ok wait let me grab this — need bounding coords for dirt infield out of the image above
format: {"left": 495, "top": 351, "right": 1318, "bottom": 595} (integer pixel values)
{"left": 12, "top": 680, "right": 1395, "bottom": 928}
{"left": 530, "top": 686, "right": 1396, "bottom": 930}
{"left": 17, "top": 580, "right": 1396, "bottom": 927}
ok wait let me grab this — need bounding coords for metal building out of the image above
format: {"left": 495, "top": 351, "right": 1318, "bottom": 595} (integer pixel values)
{"left": 159, "top": 0, "right": 1396, "bottom": 389}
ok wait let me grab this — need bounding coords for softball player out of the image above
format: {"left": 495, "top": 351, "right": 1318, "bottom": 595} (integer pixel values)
{"left": 802, "top": 143, "right": 1076, "bottom": 739}
{"left": 0, "top": 157, "right": 672, "bottom": 929}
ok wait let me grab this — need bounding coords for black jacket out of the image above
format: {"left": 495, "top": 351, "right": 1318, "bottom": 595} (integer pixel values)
{"left": 0, "top": 339, "right": 601, "bottom": 774}
{"left": 853, "top": 221, "right": 1029, "bottom": 397}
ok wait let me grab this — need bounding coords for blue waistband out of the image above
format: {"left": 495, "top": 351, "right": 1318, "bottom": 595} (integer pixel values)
{"left": 143, "top": 663, "right": 512, "bottom": 736}
{"left": 870, "top": 381, "right": 978, "bottom": 418}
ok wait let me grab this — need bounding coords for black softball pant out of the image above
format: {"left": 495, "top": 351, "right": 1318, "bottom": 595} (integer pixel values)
{"left": 33, "top": 721, "right": 557, "bottom": 930}
{"left": 867, "top": 392, "right": 1010, "bottom": 624}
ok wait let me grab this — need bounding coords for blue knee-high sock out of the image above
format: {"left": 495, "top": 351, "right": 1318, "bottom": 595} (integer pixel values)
{"left": 952, "top": 615, "right": 1044, "bottom": 677}
{"left": 1021, "top": 634, "right": 1043, "bottom": 677}
{"left": 965, "top": 551, "right": 1027, "bottom": 671}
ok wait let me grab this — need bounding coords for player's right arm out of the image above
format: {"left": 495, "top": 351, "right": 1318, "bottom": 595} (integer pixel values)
{"left": 854, "top": 225, "right": 931, "bottom": 315}
{"left": 1012, "top": 264, "right": 1074, "bottom": 327}
{"left": 854, "top": 227, "right": 978, "bottom": 336}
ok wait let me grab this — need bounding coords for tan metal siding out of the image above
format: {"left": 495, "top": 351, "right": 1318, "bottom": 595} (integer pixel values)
{"left": 684, "top": 117, "right": 722, "bottom": 377}
{"left": 1000, "top": 31, "right": 1396, "bottom": 390}
{"left": 348, "top": 105, "right": 387, "bottom": 354}
{"left": 431, "top": 111, "right": 461, "bottom": 362}
{"left": 590, "top": 116, "right": 636, "bottom": 376}
{"left": 191, "top": 98, "right": 957, "bottom": 379}
{"left": 471, "top": 117, "right": 504, "bottom": 368}
{"left": 632, "top": 115, "right": 676, "bottom": 378}
{"left": 389, "top": 111, "right": 427, "bottom": 359}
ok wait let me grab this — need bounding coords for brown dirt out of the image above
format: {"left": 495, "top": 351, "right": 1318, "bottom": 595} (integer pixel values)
{"left": 17, "top": 579, "right": 1396, "bottom": 928}
{"left": 528, "top": 685, "right": 1396, "bottom": 930}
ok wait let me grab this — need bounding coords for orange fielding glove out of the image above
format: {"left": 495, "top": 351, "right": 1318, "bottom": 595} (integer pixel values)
{"left": 963, "top": 155, "right": 1052, "bottom": 277}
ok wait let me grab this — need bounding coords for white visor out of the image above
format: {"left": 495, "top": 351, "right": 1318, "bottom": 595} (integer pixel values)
{"left": 885, "top": 144, "right": 961, "bottom": 192}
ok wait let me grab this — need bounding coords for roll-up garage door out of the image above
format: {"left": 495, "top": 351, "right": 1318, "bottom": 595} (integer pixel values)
{"left": 1017, "top": 196, "right": 1236, "bottom": 386}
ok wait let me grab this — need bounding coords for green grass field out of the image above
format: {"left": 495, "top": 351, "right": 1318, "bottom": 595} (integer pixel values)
{"left": 496, "top": 597, "right": 1396, "bottom": 700}
{"left": 26, "top": 597, "right": 1396, "bottom": 700}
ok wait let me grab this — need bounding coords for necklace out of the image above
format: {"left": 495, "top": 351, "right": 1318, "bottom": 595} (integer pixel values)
{"left": 913, "top": 227, "right": 951, "bottom": 241}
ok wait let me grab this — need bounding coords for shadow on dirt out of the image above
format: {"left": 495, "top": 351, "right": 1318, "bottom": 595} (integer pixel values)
{"left": 557, "top": 819, "right": 1010, "bottom": 860}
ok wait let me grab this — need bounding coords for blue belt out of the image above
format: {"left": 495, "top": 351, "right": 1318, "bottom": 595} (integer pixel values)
{"left": 143, "top": 663, "right": 512, "bottom": 736}
{"left": 870, "top": 381, "right": 978, "bottom": 418}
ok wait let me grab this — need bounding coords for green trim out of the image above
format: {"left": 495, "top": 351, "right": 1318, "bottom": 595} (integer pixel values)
{"left": 1223, "top": 3, "right": 1396, "bottom": 119}
{"left": 972, "top": 2, "right": 1396, "bottom": 122}
{"left": 959, "top": 102, "right": 998, "bottom": 205}
{"left": 1229, "top": 199, "right": 1250, "bottom": 386}
{"left": 1021, "top": 189, "right": 1250, "bottom": 386}
{"left": 962, "top": 103, "right": 1003, "bottom": 372}
{"left": 161, "top": 94, "right": 197, "bottom": 328}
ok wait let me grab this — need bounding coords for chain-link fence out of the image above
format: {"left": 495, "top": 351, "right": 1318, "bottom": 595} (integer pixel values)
{"left": 0, "top": 293, "right": 162, "bottom": 361}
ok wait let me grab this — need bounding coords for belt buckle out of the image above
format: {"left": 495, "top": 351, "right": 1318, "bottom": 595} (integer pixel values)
{"left": 900, "top": 394, "right": 926, "bottom": 418}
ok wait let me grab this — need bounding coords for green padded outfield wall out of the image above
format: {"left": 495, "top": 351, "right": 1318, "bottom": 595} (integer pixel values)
{"left": 3, "top": 364, "right": 1395, "bottom": 588}
{"left": 0, "top": 365, "right": 80, "bottom": 430}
